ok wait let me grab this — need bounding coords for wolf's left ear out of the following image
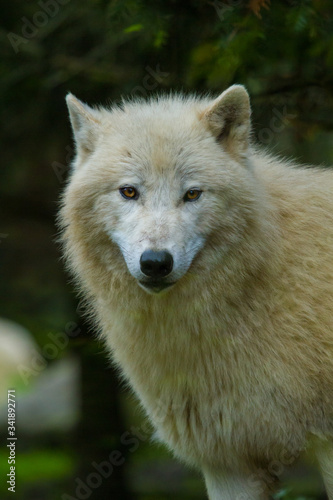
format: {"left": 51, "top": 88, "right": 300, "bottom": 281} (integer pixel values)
{"left": 204, "top": 85, "right": 251, "bottom": 160}
{"left": 66, "top": 93, "right": 101, "bottom": 161}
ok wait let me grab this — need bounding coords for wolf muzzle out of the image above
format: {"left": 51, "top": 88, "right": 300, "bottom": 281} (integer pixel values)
{"left": 139, "top": 250, "right": 174, "bottom": 292}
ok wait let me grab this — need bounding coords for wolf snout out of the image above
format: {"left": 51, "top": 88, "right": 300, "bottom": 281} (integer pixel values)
{"left": 140, "top": 250, "right": 173, "bottom": 278}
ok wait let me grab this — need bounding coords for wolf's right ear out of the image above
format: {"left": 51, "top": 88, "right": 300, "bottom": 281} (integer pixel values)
{"left": 66, "top": 94, "right": 101, "bottom": 161}
{"left": 203, "top": 85, "right": 251, "bottom": 161}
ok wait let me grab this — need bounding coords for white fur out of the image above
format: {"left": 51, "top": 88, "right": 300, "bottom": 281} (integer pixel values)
{"left": 315, "top": 439, "right": 333, "bottom": 499}
{"left": 60, "top": 86, "right": 333, "bottom": 499}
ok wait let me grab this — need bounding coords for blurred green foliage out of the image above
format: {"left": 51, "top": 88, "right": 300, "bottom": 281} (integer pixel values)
{"left": 1, "top": 0, "right": 333, "bottom": 498}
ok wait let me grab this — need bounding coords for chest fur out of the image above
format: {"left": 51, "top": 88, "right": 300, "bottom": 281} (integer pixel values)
{"left": 104, "top": 306, "right": 312, "bottom": 468}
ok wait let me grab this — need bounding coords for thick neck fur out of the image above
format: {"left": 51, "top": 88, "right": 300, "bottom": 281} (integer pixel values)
{"left": 61, "top": 149, "right": 333, "bottom": 472}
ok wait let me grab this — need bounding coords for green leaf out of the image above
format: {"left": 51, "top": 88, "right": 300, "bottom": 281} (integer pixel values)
{"left": 123, "top": 23, "right": 144, "bottom": 34}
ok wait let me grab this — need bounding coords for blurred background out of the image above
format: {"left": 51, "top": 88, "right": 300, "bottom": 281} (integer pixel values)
{"left": 1, "top": 0, "right": 333, "bottom": 498}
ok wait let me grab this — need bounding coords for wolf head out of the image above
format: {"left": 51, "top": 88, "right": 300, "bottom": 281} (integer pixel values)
{"left": 63, "top": 86, "right": 260, "bottom": 296}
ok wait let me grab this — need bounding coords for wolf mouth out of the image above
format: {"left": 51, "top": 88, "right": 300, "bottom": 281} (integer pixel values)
{"left": 139, "top": 280, "right": 176, "bottom": 293}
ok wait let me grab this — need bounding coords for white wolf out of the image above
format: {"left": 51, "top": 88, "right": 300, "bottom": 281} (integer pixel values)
{"left": 60, "top": 85, "right": 333, "bottom": 499}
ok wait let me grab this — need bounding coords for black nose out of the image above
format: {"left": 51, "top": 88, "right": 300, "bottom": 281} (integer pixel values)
{"left": 140, "top": 250, "right": 173, "bottom": 278}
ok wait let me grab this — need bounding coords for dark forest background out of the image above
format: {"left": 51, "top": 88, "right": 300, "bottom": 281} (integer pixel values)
{"left": 1, "top": 0, "right": 333, "bottom": 498}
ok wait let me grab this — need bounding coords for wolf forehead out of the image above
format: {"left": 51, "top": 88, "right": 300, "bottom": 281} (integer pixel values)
{"left": 106, "top": 102, "right": 214, "bottom": 170}
{"left": 66, "top": 85, "right": 251, "bottom": 175}
{"left": 73, "top": 97, "right": 216, "bottom": 166}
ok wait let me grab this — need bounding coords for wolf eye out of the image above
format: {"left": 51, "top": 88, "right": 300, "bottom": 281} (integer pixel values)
{"left": 184, "top": 189, "right": 202, "bottom": 202}
{"left": 119, "top": 186, "right": 138, "bottom": 199}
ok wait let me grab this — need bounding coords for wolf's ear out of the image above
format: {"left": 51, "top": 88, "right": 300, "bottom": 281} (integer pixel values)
{"left": 204, "top": 85, "right": 251, "bottom": 160}
{"left": 66, "top": 93, "right": 101, "bottom": 160}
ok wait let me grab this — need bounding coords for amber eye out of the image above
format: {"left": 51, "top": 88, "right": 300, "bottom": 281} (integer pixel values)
{"left": 119, "top": 186, "right": 138, "bottom": 199}
{"left": 184, "top": 189, "right": 202, "bottom": 202}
